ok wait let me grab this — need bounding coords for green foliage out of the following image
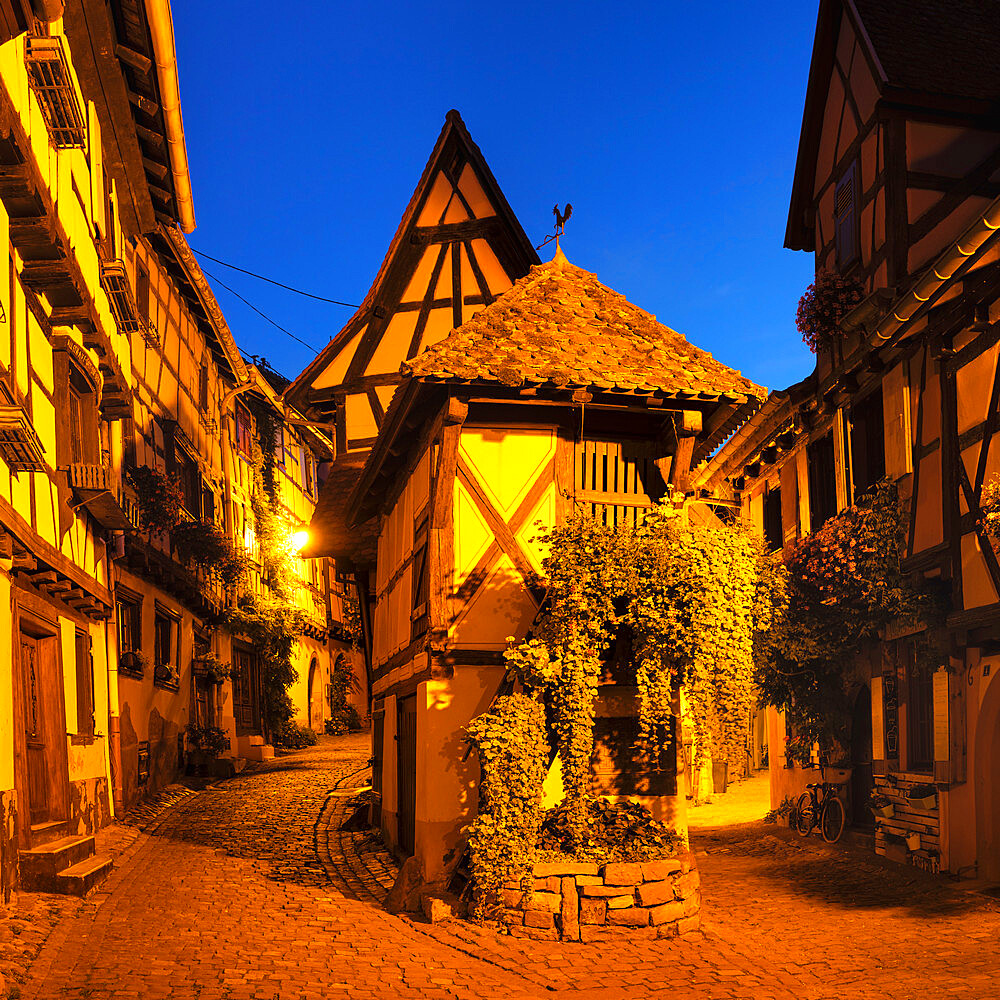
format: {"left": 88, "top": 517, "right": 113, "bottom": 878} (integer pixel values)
{"left": 755, "top": 480, "right": 946, "bottom": 755}
{"left": 979, "top": 476, "right": 1000, "bottom": 538}
{"left": 220, "top": 594, "right": 305, "bottom": 740}
{"left": 504, "top": 505, "right": 764, "bottom": 841}
{"left": 194, "top": 653, "right": 231, "bottom": 684}
{"left": 171, "top": 518, "right": 248, "bottom": 590}
{"left": 127, "top": 465, "right": 183, "bottom": 533}
{"left": 324, "top": 708, "right": 362, "bottom": 736}
{"left": 465, "top": 694, "right": 548, "bottom": 920}
{"left": 763, "top": 795, "right": 797, "bottom": 824}
{"left": 186, "top": 725, "right": 230, "bottom": 757}
{"left": 274, "top": 719, "right": 318, "bottom": 749}
{"left": 537, "top": 797, "right": 682, "bottom": 862}
{"left": 326, "top": 654, "right": 362, "bottom": 734}
{"left": 795, "top": 269, "right": 865, "bottom": 352}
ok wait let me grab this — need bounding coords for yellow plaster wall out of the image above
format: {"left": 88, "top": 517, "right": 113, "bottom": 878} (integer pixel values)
{"left": 0, "top": 574, "right": 12, "bottom": 791}
{"left": 414, "top": 668, "right": 504, "bottom": 882}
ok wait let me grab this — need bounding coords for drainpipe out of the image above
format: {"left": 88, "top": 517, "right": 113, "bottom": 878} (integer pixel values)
{"left": 105, "top": 591, "right": 124, "bottom": 817}
{"left": 873, "top": 194, "right": 1000, "bottom": 347}
{"left": 144, "top": 0, "right": 196, "bottom": 233}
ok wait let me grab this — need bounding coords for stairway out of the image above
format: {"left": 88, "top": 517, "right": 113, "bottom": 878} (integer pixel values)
{"left": 19, "top": 821, "right": 113, "bottom": 896}
{"left": 238, "top": 734, "right": 274, "bottom": 762}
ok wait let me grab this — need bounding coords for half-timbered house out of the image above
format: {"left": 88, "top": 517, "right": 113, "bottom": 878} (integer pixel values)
{"left": 702, "top": 0, "right": 1000, "bottom": 880}
{"left": 339, "top": 248, "right": 764, "bottom": 881}
{"left": 0, "top": 3, "right": 349, "bottom": 900}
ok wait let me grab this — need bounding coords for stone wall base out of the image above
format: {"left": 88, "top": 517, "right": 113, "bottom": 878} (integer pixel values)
{"left": 501, "top": 853, "right": 700, "bottom": 942}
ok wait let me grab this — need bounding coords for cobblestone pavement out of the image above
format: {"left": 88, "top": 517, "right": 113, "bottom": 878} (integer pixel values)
{"left": 18, "top": 736, "right": 1000, "bottom": 999}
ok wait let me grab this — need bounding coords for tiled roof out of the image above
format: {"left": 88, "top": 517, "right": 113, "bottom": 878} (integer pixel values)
{"left": 854, "top": 0, "right": 1000, "bottom": 103}
{"left": 404, "top": 251, "right": 764, "bottom": 401}
{"left": 303, "top": 453, "right": 377, "bottom": 563}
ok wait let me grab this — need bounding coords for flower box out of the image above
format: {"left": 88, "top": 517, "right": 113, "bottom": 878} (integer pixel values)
{"left": 909, "top": 794, "right": 937, "bottom": 810}
{"left": 906, "top": 833, "right": 921, "bottom": 851}
{"left": 872, "top": 803, "right": 894, "bottom": 819}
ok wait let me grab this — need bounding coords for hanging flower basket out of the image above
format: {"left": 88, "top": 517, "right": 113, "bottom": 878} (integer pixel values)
{"left": 906, "top": 832, "right": 922, "bottom": 852}
{"left": 908, "top": 784, "right": 937, "bottom": 810}
{"left": 872, "top": 803, "right": 894, "bottom": 819}
{"left": 795, "top": 270, "right": 866, "bottom": 353}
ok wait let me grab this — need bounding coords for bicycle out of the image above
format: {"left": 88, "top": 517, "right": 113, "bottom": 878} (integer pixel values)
{"left": 794, "top": 780, "right": 846, "bottom": 843}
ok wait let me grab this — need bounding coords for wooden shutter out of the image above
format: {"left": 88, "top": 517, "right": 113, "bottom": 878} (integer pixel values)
{"left": 834, "top": 161, "right": 859, "bottom": 268}
{"left": 75, "top": 630, "right": 94, "bottom": 737}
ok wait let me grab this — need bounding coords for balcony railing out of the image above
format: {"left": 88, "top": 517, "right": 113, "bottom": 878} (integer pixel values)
{"left": 62, "top": 462, "right": 133, "bottom": 529}
{"left": 0, "top": 404, "right": 46, "bottom": 471}
{"left": 25, "top": 35, "right": 87, "bottom": 149}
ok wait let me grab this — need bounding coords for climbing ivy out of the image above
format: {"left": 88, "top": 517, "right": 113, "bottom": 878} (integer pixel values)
{"left": 464, "top": 693, "right": 548, "bottom": 920}
{"left": 220, "top": 594, "right": 305, "bottom": 740}
{"left": 500, "top": 504, "right": 766, "bottom": 850}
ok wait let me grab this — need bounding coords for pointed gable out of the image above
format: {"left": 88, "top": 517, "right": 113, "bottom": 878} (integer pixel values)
{"left": 285, "top": 110, "right": 538, "bottom": 454}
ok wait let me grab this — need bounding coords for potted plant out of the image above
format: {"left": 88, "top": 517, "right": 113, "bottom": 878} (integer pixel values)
{"left": 908, "top": 783, "right": 937, "bottom": 810}
{"left": 153, "top": 661, "right": 180, "bottom": 687}
{"left": 119, "top": 649, "right": 149, "bottom": 677}
{"left": 186, "top": 724, "right": 231, "bottom": 775}
{"left": 870, "top": 792, "right": 894, "bottom": 819}
{"left": 192, "top": 653, "right": 230, "bottom": 684}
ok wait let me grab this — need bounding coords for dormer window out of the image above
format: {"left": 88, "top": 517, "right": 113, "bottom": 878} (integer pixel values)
{"left": 834, "top": 161, "right": 859, "bottom": 270}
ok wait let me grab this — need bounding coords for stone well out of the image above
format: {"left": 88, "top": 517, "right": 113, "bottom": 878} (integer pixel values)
{"left": 500, "top": 854, "right": 700, "bottom": 942}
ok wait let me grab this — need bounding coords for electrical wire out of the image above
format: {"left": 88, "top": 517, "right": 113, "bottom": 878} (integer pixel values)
{"left": 200, "top": 266, "right": 322, "bottom": 354}
{"left": 191, "top": 247, "right": 359, "bottom": 308}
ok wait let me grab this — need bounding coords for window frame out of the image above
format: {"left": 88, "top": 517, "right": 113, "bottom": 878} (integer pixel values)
{"left": 762, "top": 484, "right": 783, "bottom": 552}
{"left": 906, "top": 659, "right": 935, "bottom": 774}
{"left": 75, "top": 628, "right": 94, "bottom": 738}
{"left": 235, "top": 400, "right": 253, "bottom": 460}
{"left": 849, "top": 385, "right": 886, "bottom": 502}
{"left": 153, "top": 606, "right": 179, "bottom": 671}
{"left": 834, "top": 160, "right": 860, "bottom": 271}
{"left": 807, "top": 433, "right": 837, "bottom": 531}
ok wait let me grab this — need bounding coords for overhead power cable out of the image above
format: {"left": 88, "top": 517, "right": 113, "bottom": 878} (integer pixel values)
{"left": 200, "top": 266, "right": 321, "bottom": 354}
{"left": 191, "top": 247, "right": 359, "bottom": 308}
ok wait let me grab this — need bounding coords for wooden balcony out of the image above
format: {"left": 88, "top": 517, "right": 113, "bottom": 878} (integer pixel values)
{"left": 25, "top": 35, "right": 87, "bottom": 149}
{"left": 99, "top": 260, "right": 141, "bottom": 333}
{"left": 0, "top": 403, "right": 46, "bottom": 471}
{"left": 62, "top": 463, "right": 133, "bottom": 530}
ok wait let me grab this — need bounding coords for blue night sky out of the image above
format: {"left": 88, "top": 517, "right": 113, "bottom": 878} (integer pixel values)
{"left": 172, "top": 1, "right": 820, "bottom": 393}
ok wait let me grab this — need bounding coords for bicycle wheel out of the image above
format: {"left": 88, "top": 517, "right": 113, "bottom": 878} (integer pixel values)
{"left": 794, "top": 792, "right": 815, "bottom": 836}
{"left": 820, "top": 794, "right": 846, "bottom": 843}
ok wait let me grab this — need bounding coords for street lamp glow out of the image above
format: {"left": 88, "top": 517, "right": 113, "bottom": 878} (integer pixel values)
{"left": 290, "top": 528, "right": 310, "bottom": 552}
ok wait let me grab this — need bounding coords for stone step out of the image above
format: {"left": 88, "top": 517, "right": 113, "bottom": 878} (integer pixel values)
{"left": 244, "top": 743, "right": 274, "bottom": 762}
{"left": 19, "top": 835, "right": 96, "bottom": 888}
{"left": 29, "top": 820, "right": 68, "bottom": 847}
{"left": 52, "top": 855, "right": 113, "bottom": 896}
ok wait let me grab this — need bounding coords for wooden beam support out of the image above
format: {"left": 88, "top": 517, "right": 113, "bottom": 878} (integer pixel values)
{"left": 115, "top": 43, "right": 152, "bottom": 75}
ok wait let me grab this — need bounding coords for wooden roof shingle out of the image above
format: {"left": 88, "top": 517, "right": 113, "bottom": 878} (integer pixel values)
{"left": 404, "top": 249, "right": 765, "bottom": 402}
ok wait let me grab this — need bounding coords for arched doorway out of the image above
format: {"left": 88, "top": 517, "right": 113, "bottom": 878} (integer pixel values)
{"left": 307, "top": 658, "right": 320, "bottom": 731}
{"left": 850, "top": 685, "right": 873, "bottom": 829}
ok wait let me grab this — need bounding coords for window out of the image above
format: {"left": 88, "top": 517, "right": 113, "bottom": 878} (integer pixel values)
{"left": 850, "top": 387, "right": 885, "bottom": 501}
{"left": 154, "top": 610, "right": 177, "bottom": 669}
{"left": 235, "top": 400, "right": 253, "bottom": 459}
{"left": 302, "top": 448, "right": 315, "bottom": 498}
{"left": 807, "top": 434, "right": 837, "bottom": 531}
{"left": 834, "top": 161, "right": 859, "bottom": 270}
{"left": 907, "top": 666, "right": 934, "bottom": 773}
{"left": 198, "top": 365, "right": 209, "bottom": 413}
{"left": 202, "top": 486, "right": 215, "bottom": 524}
{"left": 75, "top": 630, "right": 94, "bottom": 737}
{"left": 763, "top": 486, "right": 782, "bottom": 552}
{"left": 116, "top": 595, "right": 141, "bottom": 653}
{"left": 58, "top": 361, "right": 99, "bottom": 466}
{"left": 134, "top": 259, "right": 150, "bottom": 329}
{"left": 411, "top": 514, "right": 429, "bottom": 639}
{"left": 177, "top": 448, "right": 201, "bottom": 518}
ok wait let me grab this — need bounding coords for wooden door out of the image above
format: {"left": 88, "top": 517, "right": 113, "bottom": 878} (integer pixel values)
{"left": 307, "top": 658, "right": 319, "bottom": 730}
{"left": 851, "top": 685, "right": 874, "bottom": 829}
{"left": 233, "top": 645, "right": 261, "bottom": 736}
{"left": 397, "top": 696, "right": 417, "bottom": 856}
{"left": 20, "top": 635, "right": 48, "bottom": 825}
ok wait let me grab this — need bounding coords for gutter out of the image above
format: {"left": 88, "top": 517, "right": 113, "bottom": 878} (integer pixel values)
{"left": 873, "top": 193, "right": 1000, "bottom": 347}
{"left": 145, "top": 0, "right": 196, "bottom": 233}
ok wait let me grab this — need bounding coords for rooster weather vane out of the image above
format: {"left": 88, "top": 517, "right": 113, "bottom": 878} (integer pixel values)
{"left": 537, "top": 203, "right": 573, "bottom": 252}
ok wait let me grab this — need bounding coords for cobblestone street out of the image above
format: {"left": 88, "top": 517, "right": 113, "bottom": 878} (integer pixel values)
{"left": 12, "top": 736, "right": 1000, "bottom": 999}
